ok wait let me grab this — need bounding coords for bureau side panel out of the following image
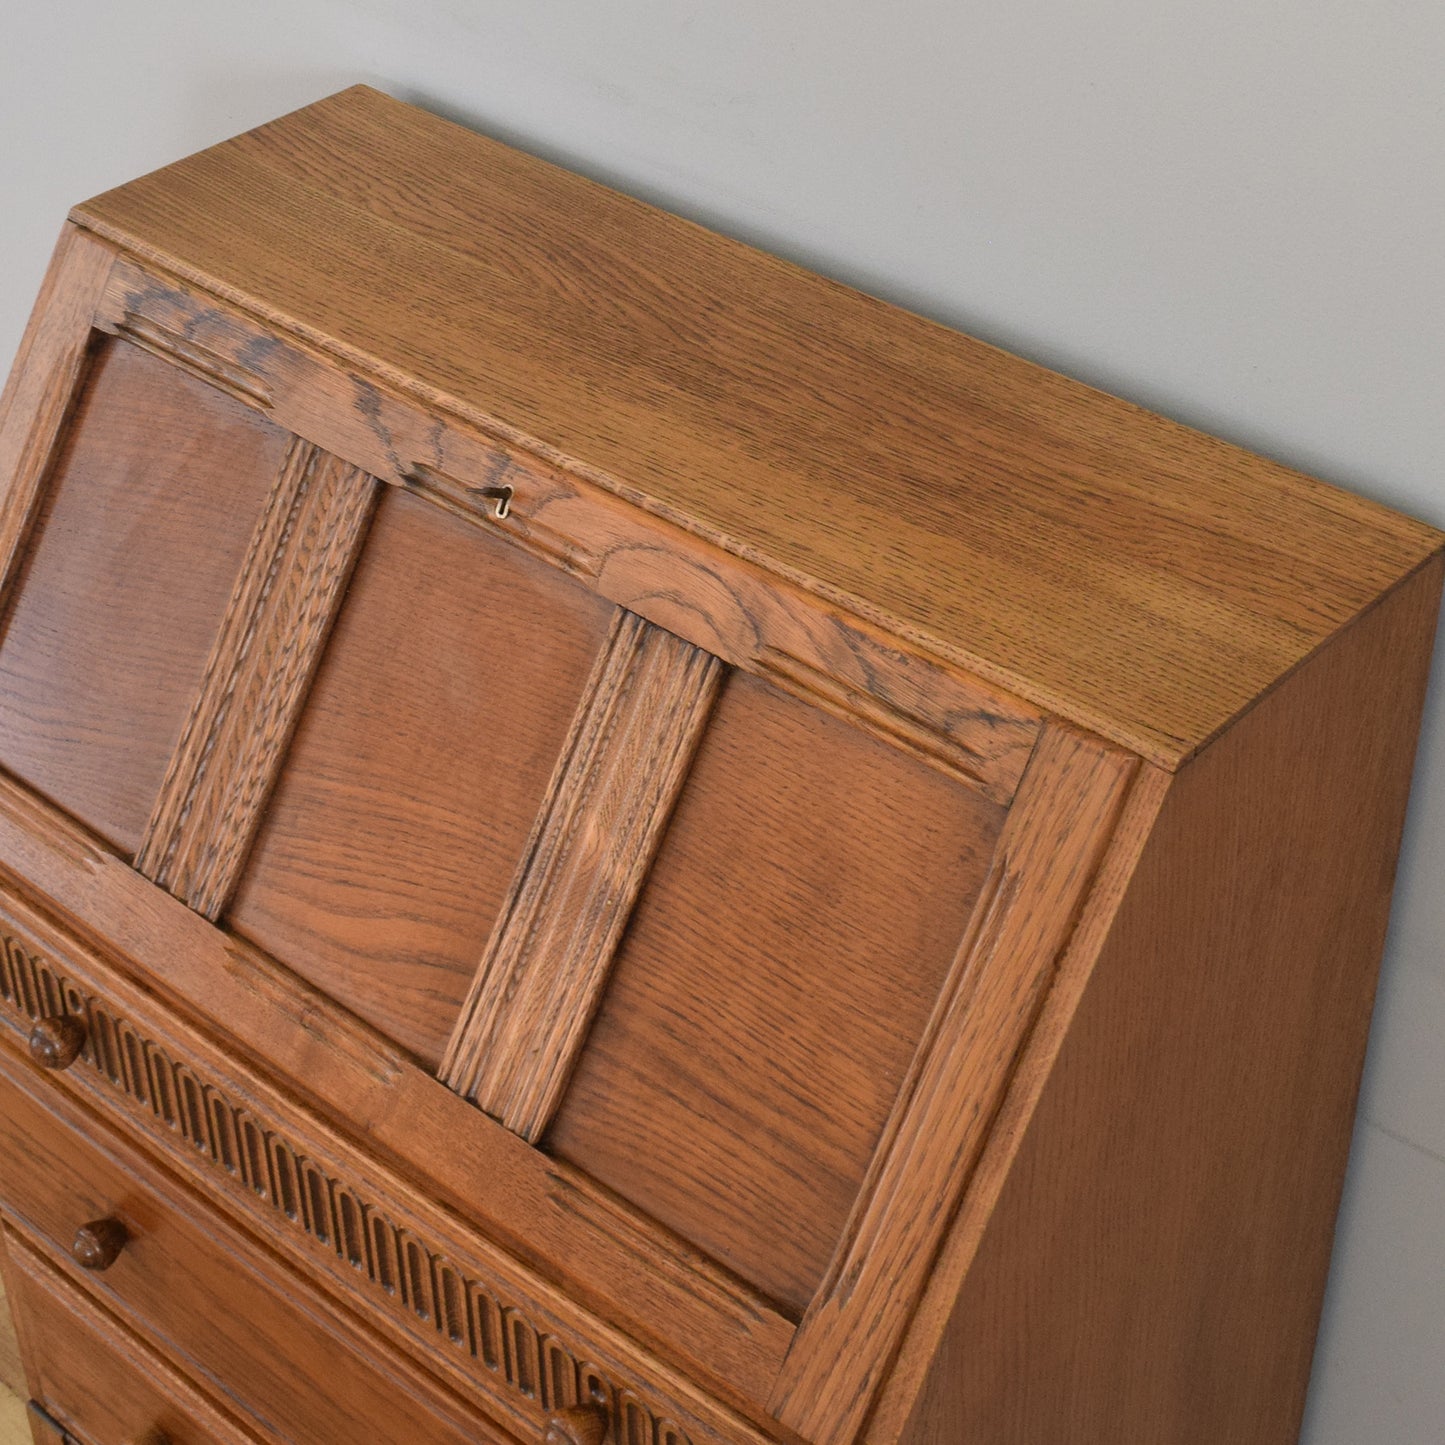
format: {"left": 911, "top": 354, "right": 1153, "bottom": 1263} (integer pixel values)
{"left": 894, "top": 556, "right": 1444, "bottom": 1445}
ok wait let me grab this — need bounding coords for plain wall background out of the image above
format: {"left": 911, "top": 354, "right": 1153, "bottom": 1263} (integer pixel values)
{"left": 2, "top": 4, "right": 1441, "bottom": 1439}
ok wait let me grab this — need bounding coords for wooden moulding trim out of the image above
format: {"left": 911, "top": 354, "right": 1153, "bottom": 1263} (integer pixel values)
{"left": 0, "top": 774, "right": 794, "bottom": 1424}
{"left": 0, "top": 226, "right": 117, "bottom": 613}
{"left": 770, "top": 722, "right": 1138, "bottom": 1445}
{"left": 0, "top": 928, "right": 709, "bottom": 1445}
{"left": 92, "top": 253, "right": 1042, "bottom": 809}
{"left": 112, "top": 308, "right": 275, "bottom": 413}
{"left": 868, "top": 759, "right": 1174, "bottom": 1445}
{"left": 0, "top": 1050, "right": 529, "bottom": 1445}
{"left": 135, "top": 440, "right": 379, "bottom": 916}
{"left": 24, "top": 1401, "right": 68, "bottom": 1445}
{"left": 442, "top": 609, "right": 725, "bottom": 1138}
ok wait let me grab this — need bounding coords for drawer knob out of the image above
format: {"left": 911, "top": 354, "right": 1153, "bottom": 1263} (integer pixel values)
{"left": 543, "top": 1404, "right": 609, "bottom": 1445}
{"left": 28, "top": 1014, "right": 88, "bottom": 1071}
{"left": 72, "top": 1217, "right": 128, "bottom": 1271}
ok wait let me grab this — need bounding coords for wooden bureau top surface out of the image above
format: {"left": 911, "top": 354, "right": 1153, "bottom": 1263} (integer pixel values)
{"left": 72, "top": 85, "right": 1442, "bottom": 766}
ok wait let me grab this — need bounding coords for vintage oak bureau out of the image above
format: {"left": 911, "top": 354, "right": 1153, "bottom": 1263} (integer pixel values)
{"left": 0, "top": 86, "right": 1439, "bottom": 1445}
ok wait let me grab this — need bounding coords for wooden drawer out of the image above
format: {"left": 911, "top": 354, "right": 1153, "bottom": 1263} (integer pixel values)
{"left": 0, "top": 1046, "right": 518, "bottom": 1445}
{"left": 0, "top": 886, "right": 776, "bottom": 1445}
{"left": 1, "top": 1231, "right": 257, "bottom": 1445}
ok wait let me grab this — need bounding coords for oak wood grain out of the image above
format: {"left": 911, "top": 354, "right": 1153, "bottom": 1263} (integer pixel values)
{"left": 0, "top": 811, "right": 793, "bottom": 1434}
{"left": 0, "top": 339, "right": 290, "bottom": 857}
{"left": 0, "top": 94, "right": 1439, "bottom": 1445}
{"left": 443, "top": 610, "right": 724, "bottom": 1138}
{"left": 22, "top": 1403, "right": 62, "bottom": 1445}
{"left": 112, "top": 308, "right": 273, "bottom": 416}
{"left": 0, "top": 227, "right": 115, "bottom": 608}
{"left": 73, "top": 86, "right": 1444, "bottom": 763}
{"left": 96, "top": 258, "right": 1039, "bottom": 806}
{"left": 865, "top": 757, "right": 1176, "bottom": 1444}
{"left": 0, "top": 1264, "right": 21, "bottom": 1398}
{"left": 892, "top": 558, "right": 1444, "bottom": 1445}
{"left": 3, "top": 1236, "right": 260, "bottom": 1444}
{"left": 548, "top": 670, "right": 1007, "bottom": 1316}
{"left": 771, "top": 722, "right": 1137, "bottom": 1444}
{"left": 136, "top": 441, "right": 379, "bottom": 918}
{"left": 226, "top": 485, "right": 614, "bottom": 1068}
{"left": 0, "top": 1049, "right": 519, "bottom": 1445}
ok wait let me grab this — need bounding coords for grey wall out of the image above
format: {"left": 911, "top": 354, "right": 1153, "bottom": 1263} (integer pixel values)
{"left": 3, "top": 4, "right": 1441, "bottom": 1439}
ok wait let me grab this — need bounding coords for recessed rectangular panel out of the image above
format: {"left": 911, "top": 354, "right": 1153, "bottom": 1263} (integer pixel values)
{"left": 227, "top": 488, "right": 615, "bottom": 1070}
{"left": 0, "top": 339, "right": 290, "bottom": 855}
{"left": 546, "top": 671, "right": 1006, "bottom": 1315}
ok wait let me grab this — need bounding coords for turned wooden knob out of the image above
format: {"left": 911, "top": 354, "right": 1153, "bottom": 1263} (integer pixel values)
{"left": 543, "top": 1404, "right": 609, "bottom": 1445}
{"left": 28, "top": 1014, "right": 88, "bottom": 1071}
{"left": 72, "top": 1217, "right": 128, "bottom": 1271}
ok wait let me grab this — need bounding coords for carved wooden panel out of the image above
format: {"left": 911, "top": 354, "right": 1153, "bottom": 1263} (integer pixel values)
{"left": 225, "top": 486, "right": 616, "bottom": 1069}
{"left": 0, "top": 1051, "right": 513, "bottom": 1445}
{"left": 442, "top": 609, "right": 724, "bottom": 1138}
{"left": 0, "top": 92, "right": 1429, "bottom": 1445}
{"left": 95, "top": 260, "right": 1043, "bottom": 808}
{"left": 547, "top": 670, "right": 1008, "bottom": 1315}
{"left": 0, "top": 339, "right": 289, "bottom": 856}
{"left": 136, "top": 441, "right": 379, "bottom": 917}
{"left": 0, "top": 782, "right": 795, "bottom": 1415}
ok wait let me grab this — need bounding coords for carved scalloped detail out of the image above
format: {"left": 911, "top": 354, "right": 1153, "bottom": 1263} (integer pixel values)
{"left": 0, "top": 930, "right": 695, "bottom": 1445}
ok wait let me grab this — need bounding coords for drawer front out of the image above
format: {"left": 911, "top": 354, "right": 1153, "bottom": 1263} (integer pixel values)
{"left": 1, "top": 1231, "right": 257, "bottom": 1445}
{"left": 0, "top": 896, "right": 775, "bottom": 1445}
{"left": 0, "top": 1048, "right": 517, "bottom": 1445}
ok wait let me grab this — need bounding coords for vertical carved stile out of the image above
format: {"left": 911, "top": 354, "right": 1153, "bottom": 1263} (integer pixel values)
{"left": 441, "top": 610, "right": 724, "bottom": 1139}
{"left": 135, "top": 442, "right": 378, "bottom": 916}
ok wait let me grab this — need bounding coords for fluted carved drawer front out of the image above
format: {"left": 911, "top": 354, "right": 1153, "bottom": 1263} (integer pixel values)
{"left": 0, "top": 874, "right": 790, "bottom": 1445}
{"left": 0, "top": 1232, "right": 261, "bottom": 1445}
{"left": 0, "top": 1047, "right": 518, "bottom": 1445}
